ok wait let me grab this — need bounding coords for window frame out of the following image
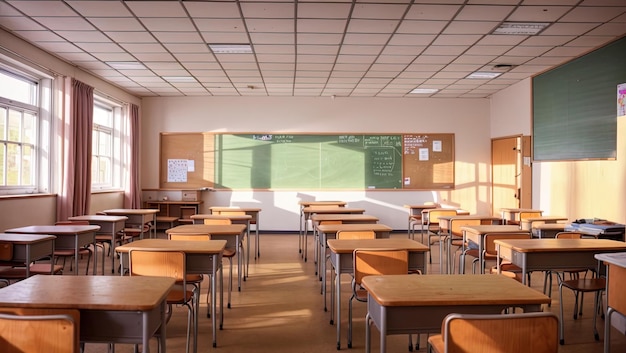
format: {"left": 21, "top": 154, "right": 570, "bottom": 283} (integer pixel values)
{"left": 91, "top": 95, "right": 123, "bottom": 192}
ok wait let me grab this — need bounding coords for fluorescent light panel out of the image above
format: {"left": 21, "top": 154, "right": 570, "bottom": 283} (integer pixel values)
{"left": 493, "top": 22, "right": 550, "bottom": 35}
{"left": 163, "top": 76, "right": 197, "bottom": 83}
{"left": 106, "top": 61, "right": 147, "bottom": 70}
{"left": 209, "top": 44, "right": 253, "bottom": 53}
{"left": 410, "top": 88, "right": 439, "bottom": 94}
{"left": 466, "top": 72, "right": 502, "bottom": 79}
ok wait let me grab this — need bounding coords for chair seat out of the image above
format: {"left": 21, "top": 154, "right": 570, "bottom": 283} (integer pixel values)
{"left": 0, "top": 263, "right": 63, "bottom": 279}
{"left": 561, "top": 278, "right": 606, "bottom": 292}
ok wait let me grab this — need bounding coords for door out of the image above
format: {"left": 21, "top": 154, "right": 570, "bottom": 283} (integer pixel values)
{"left": 491, "top": 135, "right": 532, "bottom": 216}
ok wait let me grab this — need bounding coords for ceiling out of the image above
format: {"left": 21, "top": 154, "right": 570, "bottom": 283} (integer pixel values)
{"left": 1, "top": 0, "right": 625, "bottom": 98}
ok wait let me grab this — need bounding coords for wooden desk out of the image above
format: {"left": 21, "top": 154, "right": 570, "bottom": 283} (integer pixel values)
{"left": 5, "top": 225, "right": 100, "bottom": 276}
{"left": 532, "top": 223, "right": 567, "bottom": 238}
{"left": 595, "top": 252, "right": 626, "bottom": 353}
{"left": 495, "top": 238, "right": 626, "bottom": 285}
{"left": 327, "top": 238, "right": 428, "bottom": 350}
{"left": 403, "top": 204, "right": 438, "bottom": 238}
{"left": 438, "top": 215, "right": 502, "bottom": 274}
{"left": 311, "top": 214, "right": 379, "bottom": 277}
{"left": 520, "top": 216, "right": 568, "bottom": 231}
{"left": 298, "top": 201, "right": 347, "bottom": 254}
{"left": 499, "top": 208, "right": 543, "bottom": 225}
{"left": 68, "top": 215, "right": 128, "bottom": 274}
{"left": 103, "top": 208, "right": 159, "bottom": 239}
{"left": 210, "top": 206, "right": 261, "bottom": 260}
{"left": 362, "top": 274, "right": 550, "bottom": 353}
{"left": 301, "top": 207, "right": 365, "bottom": 262}
{"left": 0, "top": 233, "right": 56, "bottom": 277}
{"left": 0, "top": 274, "right": 174, "bottom": 353}
{"left": 116, "top": 238, "right": 226, "bottom": 349}
{"left": 166, "top": 223, "right": 247, "bottom": 289}
{"left": 317, "top": 223, "right": 392, "bottom": 285}
{"left": 460, "top": 225, "right": 529, "bottom": 274}
{"left": 191, "top": 214, "right": 252, "bottom": 279}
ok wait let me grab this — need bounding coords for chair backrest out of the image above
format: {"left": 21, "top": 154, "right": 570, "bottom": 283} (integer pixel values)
{"left": 337, "top": 230, "right": 376, "bottom": 240}
{"left": 0, "top": 313, "right": 79, "bottom": 353}
{"left": 353, "top": 248, "right": 409, "bottom": 285}
{"left": 519, "top": 211, "right": 543, "bottom": 221}
{"left": 555, "top": 231, "right": 584, "bottom": 239}
{"left": 203, "top": 218, "right": 232, "bottom": 225}
{"left": 0, "top": 242, "right": 13, "bottom": 261}
{"left": 441, "top": 312, "right": 559, "bottom": 353}
{"left": 484, "top": 232, "right": 532, "bottom": 256}
{"left": 319, "top": 220, "right": 342, "bottom": 225}
{"left": 450, "top": 218, "right": 481, "bottom": 237}
{"left": 214, "top": 210, "right": 246, "bottom": 216}
{"left": 169, "top": 233, "right": 211, "bottom": 241}
{"left": 55, "top": 220, "right": 90, "bottom": 225}
{"left": 129, "top": 250, "right": 186, "bottom": 283}
{"left": 426, "top": 209, "right": 458, "bottom": 225}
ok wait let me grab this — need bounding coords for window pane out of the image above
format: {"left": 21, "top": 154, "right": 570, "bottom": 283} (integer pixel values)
{"left": 0, "top": 144, "right": 5, "bottom": 184}
{"left": 99, "top": 130, "right": 111, "bottom": 156}
{"left": 23, "top": 112, "right": 35, "bottom": 144}
{"left": 0, "top": 107, "right": 6, "bottom": 140}
{"left": 99, "top": 157, "right": 111, "bottom": 184}
{"left": 6, "top": 143, "right": 19, "bottom": 185}
{"left": 94, "top": 104, "right": 112, "bottom": 127}
{"left": 21, "top": 144, "right": 33, "bottom": 185}
{"left": 0, "top": 71, "right": 36, "bottom": 105}
{"left": 8, "top": 110, "right": 21, "bottom": 142}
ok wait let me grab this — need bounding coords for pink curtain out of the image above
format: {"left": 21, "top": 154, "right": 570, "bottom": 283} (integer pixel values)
{"left": 57, "top": 78, "right": 93, "bottom": 220}
{"left": 124, "top": 103, "right": 141, "bottom": 208}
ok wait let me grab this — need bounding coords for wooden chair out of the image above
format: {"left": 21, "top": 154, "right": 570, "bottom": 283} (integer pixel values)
{"left": 428, "top": 312, "right": 559, "bottom": 353}
{"left": 0, "top": 241, "right": 63, "bottom": 283}
{"left": 168, "top": 232, "right": 220, "bottom": 317}
{"left": 462, "top": 232, "right": 531, "bottom": 275}
{"left": 543, "top": 231, "right": 594, "bottom": 305}
{"left": 54, "top": 220, "right": 93, "bottom": 274}
{"left": 128, "top": 250, "right": 195, "bottom": 353}
{"left": 446, "top": 218, "right": 481, "bottom": 274}
{"left": 557, "top": 233, "right": 605, "bottom": 344}
{"left": 421, "top": 209, "right": 458, "bottom": 264}
{"left": 348, "top": 248, "right": 409, "bottom": 348}
{"left": 203, "top": 218, "right": 238, "bottom": 310}
{"left": 0, "top": 312, "right": 79, "bottom": 353}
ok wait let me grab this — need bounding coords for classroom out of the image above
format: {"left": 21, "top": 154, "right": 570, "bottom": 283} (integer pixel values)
{"left": 1, "top": 1, "right": 626, "bottom": 352}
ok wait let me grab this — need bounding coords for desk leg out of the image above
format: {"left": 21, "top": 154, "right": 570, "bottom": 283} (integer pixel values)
{"left": 605, "top": 307, "right": 614, "bottom": 353}
{"left": 238, "top": 234, "right": 243, "bottom": 291}
{"left": 299, "top": 208, "right": 304, "bottom": 254}
{"left": 245, "top": 224, "right": 250, "bottom": 280}
{"left": 160, "top": 300, "right": 167, "bottom": 353}
{"left": 304, "top": 217, "right": 309, "bottom": 262}
{"left": 212, "top": 255, "right": 218, "bottom": 347}
{"left": 254, "top": 215, "right": 260, "bottom": 259}
{"left": 380, "top": 307, "right": 387, "bottom": 353}
{"left": 336, "top": 258, "right": 342, "bottom": 350}
{"left": 142, "top": 309, "right": 151, "bottom": 353}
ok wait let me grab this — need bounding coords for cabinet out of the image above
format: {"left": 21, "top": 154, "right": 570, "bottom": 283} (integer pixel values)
{"left": 144, "top": 200, "right": 203, "bottom": 230}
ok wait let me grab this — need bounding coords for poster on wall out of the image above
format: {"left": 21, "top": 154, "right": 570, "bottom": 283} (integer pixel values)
{"left": 618, "top": 83, "right": 626, "bottom": 117}
{"left": 167, "top": 159, "right": 188, "bottom": 182}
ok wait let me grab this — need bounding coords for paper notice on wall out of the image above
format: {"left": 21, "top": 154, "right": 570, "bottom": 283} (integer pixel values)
{"left": 618, "top": 83, "right": 626, "bottom": 117}
{"left": 432, "top": 140, "right": 442, "bottom": 152}
{"left": 167, "top": 159, "right": 188, "bottom": 182}
{"left": 419, "top": 148, "right": 429, "bottom": 161}
{"left": 187, "top": 160, "right": 195, "bottom": 172}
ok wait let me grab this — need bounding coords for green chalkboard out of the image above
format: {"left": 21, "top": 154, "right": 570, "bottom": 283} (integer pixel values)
{"left": 533, "top": 36, "right": 626, "bottom": 161}
{"left": 213, "top": 134, "right": 403, "bottom": 189}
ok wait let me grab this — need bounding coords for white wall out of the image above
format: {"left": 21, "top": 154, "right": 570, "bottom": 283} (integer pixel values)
{"left": 491, "top": 79, "right": 626, "bottom": 224}
{"left": 141, "top": 96, "right": 492, "bottom": 231}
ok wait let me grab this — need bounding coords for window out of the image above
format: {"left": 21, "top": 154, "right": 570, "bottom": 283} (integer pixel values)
{"left": 0, "top": 70, "right": 41, "bottom": 193}
{"left": 91, "top": 96, "right": 122, "bottom": 191}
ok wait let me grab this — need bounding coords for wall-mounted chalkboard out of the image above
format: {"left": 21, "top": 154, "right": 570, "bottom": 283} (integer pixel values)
{"left": 533, "top": 36, "right": 626, "bottom": 161}
{"left": 159, "top": 132, "right": 454, "bottom": 190}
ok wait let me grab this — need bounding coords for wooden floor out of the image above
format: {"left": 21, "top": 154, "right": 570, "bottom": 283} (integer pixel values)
{"left": 59, "top": 232, "right": 626, "bottom": 352}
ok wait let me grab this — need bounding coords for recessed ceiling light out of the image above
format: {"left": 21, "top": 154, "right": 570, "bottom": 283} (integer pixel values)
{"left": 466, "top": 72, "right": 502, "bottom": 79}
{"left": 410, "top": 88, "right": 439, "bottom": 94}
{"left": 208, "top": 44, "right": 253, "bottom": 54}
{"left": 492, "top": 22, "right": 550, "bottom": 35}
{"left": 163, "top": 76, "right": 197, "bottom": 83}
{"left": 106, "top": 61, "right": 147, "bottom": 70}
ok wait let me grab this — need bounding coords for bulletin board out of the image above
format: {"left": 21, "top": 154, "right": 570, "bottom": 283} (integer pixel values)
{"left": 159, "top": 132, "right": 454, "bottom": 190}
{"left": 402, "top": 134, "right": 455, "bottom": 189}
